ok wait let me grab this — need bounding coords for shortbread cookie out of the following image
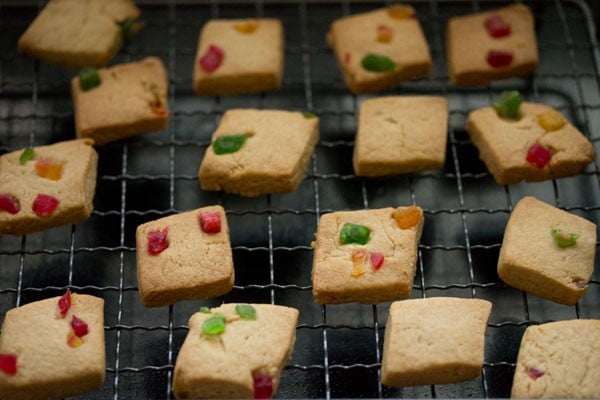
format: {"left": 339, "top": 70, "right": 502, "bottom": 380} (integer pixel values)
{"left": 173, "top": 303, "right": 298, "bottom": 399}
{"left": 447, "top": 4, "right": 538, "bottom": 86}
{"left": 0, "top": 291, "right": 105, "bottom": 400}
{"left": 381, "top": 297, "right": 492, "bottom": 387}
{"left": 497, "top": 196, "right": 596, "bottom": 305}
{"left": 511, "top": 319, "right": 600, "bottom": 398}
{"left": 327, "top": 4, "right": 432, "bottom": 93}
{"left": 199, "top": 109, "right": 319, "bottom": 197}
{"left": 71, "top": 57, "right": 169, "bottom": 145}
{"left": 353, "top": 96, "right": 448, "bottom": 176}
{"left": 311, "top": 205, "right": 423, "bottom": 304}
{"left": 0, "top": 139, "right": 98, "bottom": 235}
{"left": 193, "top": 19, "right": 284, "bottom": 95}
{"left": 18, "top": 0, "right": 140, "bottom": 68}
{"left": 136, "top": 206, "right": 234, "bottom": 307}
{"left": 466, "top": 96, "right": 595, "bottom": 184}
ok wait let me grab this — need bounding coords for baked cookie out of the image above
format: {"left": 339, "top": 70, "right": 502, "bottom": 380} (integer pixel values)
{"left": 311, "top": 205, "right": 423, "bottom": 304}
{"left": 18, "top": 0, "right": 141, "bottom": 68}
{"left": 511, "top": 319, "right": 600, "bottom": 398}
{"left": 466, "top": 93, "right": 595, "bottom": 184}
{"left": 497, "top": 196, "right": 596, "bottom": 305}
{"left": 193, "top": 19, "right": 284, "bottom": 95}
{"left": 381, "top": 297, "right": 492, "bottom": 387}
{"left": 0, "top": 291, "right": 105, "bottom": 400}
{"left": 172, "top": 303, "right": 298, "bottom": 399}
{"left": 198, "top": 109, "right": 319, "bottom": 197}
{"left": 327, "top": 4, "right": 431, "bottom": 93}
{"left": 0, "top": 139, "right": 98, "bottom": 236}
{"left": 353, "top": 96, "right": 448, "bottom": 176}
{"left": 447, "top": 4, "right": 538, "bottom": 86}
{"left": 136, "top": 206, "right": 234, "bottom": 307}
{"left": 71, "top": 57, "right": 169, "bottom": 145}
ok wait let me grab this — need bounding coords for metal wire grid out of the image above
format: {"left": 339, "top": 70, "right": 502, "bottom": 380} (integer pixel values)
{"left": 0, "top": 0, "right": 600, "bottom": 398}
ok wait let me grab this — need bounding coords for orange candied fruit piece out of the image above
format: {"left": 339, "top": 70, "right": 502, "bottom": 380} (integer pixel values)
{"left": 387, "top": 4, "right": 415, "bottom": 19}
{"left": 392, "top": 206, "right": 422, "bottom": 229}
{"left": 67, "top": 332, "right": 83, "bottom": 348}
{"left": 35, "top": 158, "right": 63, "bottom": 181}
{"left": 234, "top": 20, "right": 259, "bottom": 34}
{"left": 351, "top": 250, "right": 368, "bottom": 277}
{"left": 537, "top": 109, "right": 565, "bottom": 132}
{"left": 376, "top": 25, "right": 393, "bottom": 43}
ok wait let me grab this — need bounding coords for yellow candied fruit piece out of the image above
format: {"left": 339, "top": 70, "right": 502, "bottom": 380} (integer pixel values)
{"left": 351, "top": 250, "right": 368, "bottom": 277}
{"left": 234, "top": 20, "right": 259, "bottom": 34}
{"left": 537, "top": 109, "right": 565, "bottom": 132}
{"left": 35, "top": 158, "right": 63, "bottom": 181}
{"left": 387, "top": 4, "right": 415, "bottom": 19}
{"left": 376, "top": 26, "right": 393, "bottom": 43}
{"left": 392, "top": 206, "right": 422, "bottom": 229}
{"left": 67, "top": 332, "right": 83, "bottom": 348}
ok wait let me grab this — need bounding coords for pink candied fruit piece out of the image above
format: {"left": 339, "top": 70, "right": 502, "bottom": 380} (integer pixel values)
{"left": 0, "top": 354, "right": 17, "bottom": 375}
{"left": 199, "top": 211, "right": 221, "bottom": 234}
{"left": 58, "top": 288, "right": 72, "bottom": 317}
{"left": 526, "top": 367, "right": 545, "bottom": 380}
{"left": 199, "top": 44, "right": 225, "bottom": 73}
{"left": 0, "top": 194, "right": 20, "bottom": 214}
{"left": 253, "top": 372, "right": 273, "bottom": 399}
{"left": 148, "top": 227, "right": 169, "bottom": 255}
{"left": 71, "top": 315, "right": 89, "bottom": 337}
{"left": 370, "top": 252, "right": 385, "bottom": 271}
{"left": 32, "top": 194, "right": 59, "bottom": 217}
{"left": 486, "top": 50, "right": 513, "bottom": 68}
{"left": 484, "top": 15, "right": 511, "bottom": 38}
{"left": 526, "top": 143, "right": 552, "bottom": 168}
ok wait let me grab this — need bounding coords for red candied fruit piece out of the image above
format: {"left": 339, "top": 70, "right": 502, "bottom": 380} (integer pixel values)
{"left": 0, "top": 354, "right": 17, "bottom": 375}
{"left": 58, "top": 288, "right": 72, "bottom": 317}
{"left": 199, "top": 45, "right": 225, "bottom": 73}
{"left": 370, "top": 252, "right": 385, "bottom": 271}
{"left": 148, "top": 227, "right": 169, "bottom": 255}
{"left": 32, "top": 194, "right": 59, "bottom": 217}
{"left": 71, "top": 315, "right": 89, "bottom": 337}
{"left": 486, "top": 50, "right": 513, "bottom": 68}
{"left": 253, "top": 372, "right": 273, "bottom": 399}
{"left": 526, "top": 143, "right": 552, "bottom": 168}
{"left": 199, "top": 211, "right": 221, "bottom": 234}
{"left": 526, "top": 367, "right": 545, "bottom": 380}
{"left": 344, "top": 52, "right": 351, "bottom": 65}
{"left": 485, "top": 15, "right": 511, "bottom": 38}
{"left": 0, "top": 194, "right": 20, "bottom": 214}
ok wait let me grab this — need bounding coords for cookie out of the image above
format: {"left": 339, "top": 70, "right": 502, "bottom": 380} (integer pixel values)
{"left": 198, "top": 109, "right": 319, "bottom": 197}
{"left": 497, "top": 196, "right": 596, "bottom": 305}
{"left": 381, "top": 297, "right": 492, "bottom": 387}
{"left": 71, "top": 56, "right": 169, "bottom": 145}
{"left": 353, "top": 96, "right": 448, "bottom": 176}
{"left": 0, "top": 139, "right": 98, "bottom": 236}
{"left": 447, "top": 4, "right": 538, "bottom": 86}
{"left": 172, "top": 303, "right": 298, "bottom": 399}
{"left": 136, "top": 205, "right": 234, "bottom": 307}
{"left": 193, "top": 19, "right": 284, "bottom": 95}
{"left": 511, "top": 319, "right": 600, "bottom": 398}
{"left": 327, "top": 4, "right": 431, "bottom": 93}
{"left": 0, "top": 291, "right": 105, "bottom": 400}
{"left": 18, "top": 0, "right": 140, "bottom": 68}
{"left": 311, "top": 205, "right": 424, "bottom": 304}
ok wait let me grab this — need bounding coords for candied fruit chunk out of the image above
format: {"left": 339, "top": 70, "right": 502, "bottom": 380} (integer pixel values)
{"left": 19, "top": 148, "right": 35, "bottom": 165}
{"left": 67, "top": 332, "right": 83, "bottom": 348}
{"left": 344, "top": 52, "right": 351, "bottom": 65}
{"left": 58, "top": 288, "right": 72, "bottom": 317}
{"left": 0, "top": 354, "right": 17, "bottom": 375}
{"left": 148, "top": 227, "right": 169, "bottom": 255}
{"left": 79, "top": 67, "right": 101, "bottom": 91}
{"left": 351, "top": 249, "right": 368, "bottom": 277}
{"left": 387, "top": 4, "right": 415, "bottom": 19}
{"left": 493, "top": 90, "right": 521, "bottom": 119}
{"left": 32, "top": 194, "right": 59, "bottom": 217}
{"left": 71, "top": 315, "right": 89, "bottom": 337}
{"left": 202, "top": 314, "right": 226, "bottom": 336}
{"left": 537, "top": 109, "right": 565, "bottom": 132}
{"left": 253, "top": 371, "right": 273, "bottom": 399}
{"left": 235, "top": 304, "right": 257, "bottom": 320}
{"left": 199, "top": 211, "right": 222, "bottom": 233}
{"left": 526, "top": 143, "right": 552, "bottom": 168}
{"left": 302, "top": 111, "right": 317, "bottom": 119}
{"left": 392, "top": 206, "right": 421, "bottom": 229}
{"left": 551, "top": 228, "right": 579, "bottom": 248}
{"left": 213, "top": 134, "right": 248, "bottom": 155}
{"left": 486, "top": 50, "right": 513, "bottom": 68}
{"left": 376, "top": 25, "right": 393, "bottom": 43}
{"left": 484, "top": 15, "right": 511, "bottom": 38}
{"left": 573, "top": 279, "right": 588, "bottom": 289}
{"left": 526, "top": 368, "right": 544, "bottom": 380}
{"left": 370, "top": 252, "right": 385, "bottom": 271}
{"left": 35, "top": 157, "right": 63, "bottom": 180}
{"left": 199, "top": 44, "right": 224, "bottom": 73}
{"left": 361, "top": 54, "right": 396, "bottom": 72}
{"left": 234, "top": 20, "right": 259, "bottom": 34}
{"left": 118, "top": 17, "right": 144, "bottom": 38}
{"left": 340, "top": 223, "right": 371, "bottom": 245}
{"left": 0, "top": 194, "right": 20, "bottom": 214}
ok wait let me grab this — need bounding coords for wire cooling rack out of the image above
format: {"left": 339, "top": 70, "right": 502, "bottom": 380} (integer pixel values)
{"left": 1, "top": 0, "right": 600, "bottom": 398}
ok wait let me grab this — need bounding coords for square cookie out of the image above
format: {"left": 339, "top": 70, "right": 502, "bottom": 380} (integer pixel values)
{"left": 72, "top": 56, "right": 169, "bottom": 145}
{"left": 497, "top": 196, "right": 596, "bottom": 305}
{"left": 136, "top": 206, "right": 234, "bottom": 307}
{"left": 18, "top": 0, "right": 140, "bottom": 68}
{"left": 353, "top": 96, "right": 448, "bottom": 176}
{"left": 511, "top": 319, "right": 600, "bottom": 398}
{"left": 381, "top": 297, "right": 492, "bottom": 387}
{"left": 327, "top": 5, "right": 431, "bottom": 93}
{"left": 447, "top": 4, "right": 538, "bottom": 86}
{"left": 466, "top": 100, "right": 595, "bottom": 184}
{"left": 311, "top": 206, "right": 424, "bottom": 304}
{"left": 0, "top": 292, "right": 105, "bottom": 399}
{"left": 0, "top": 139, "right": 98, "bottom": 236}
{"left": 193, "top": 19, "right": 284, "bottom": 95}
{"left": 198, "top": 109, "right": 319, "bottom": 197}
{"left": 173, "top": 303, "right": 298, "bottom": 399}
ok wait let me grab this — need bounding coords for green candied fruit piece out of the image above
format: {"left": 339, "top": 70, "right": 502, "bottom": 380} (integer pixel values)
{"left": 118, "top": 18, "right": 143, "bottom": 38}
{"left": 199, "top": 306, "right": 211, "bottom": 314}
{"left": 19, "top": 148, "right": 35, "bottom": 165}
{"left": 340, "top": 223, "right": 371, "bottom": 245}
{"left": 551, "top": 228, "right": 579, "bottom": 248}
{"left": 202, "top": 314, "right": 226, "bottom": 336}
{"left": 493, "top": 90, "right": 522, "bottom": 119}
{"left": 302, "top": 111, "right": 317, "bottom": 119}
{"left": 235, "top": 304, "right": 257, "bottom": 320}
{"left": 213, "top": 134, "right": 248, "bottom": 155}
{"left": 79, "top": 68, "right": 101, "bottom": 91}
{"left": 361, "top": 54, "right": 396, "bottom": 72}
